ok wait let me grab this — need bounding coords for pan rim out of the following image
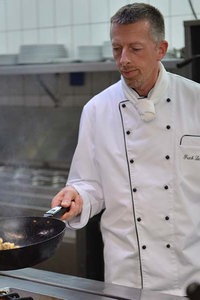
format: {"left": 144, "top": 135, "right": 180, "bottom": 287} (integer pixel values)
{"left": 0, "top": 215, "right": 66, "bottom": 250}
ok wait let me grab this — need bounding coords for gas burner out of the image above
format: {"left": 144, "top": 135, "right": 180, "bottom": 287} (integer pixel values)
{"left": 0, "top": 288, "right": 32, "bottom": 300}
{"left": 0, "top": 288, "right": 60, "bottom": 300}
{"left": 0, "top": 292, "right": 33, "bottom": 299}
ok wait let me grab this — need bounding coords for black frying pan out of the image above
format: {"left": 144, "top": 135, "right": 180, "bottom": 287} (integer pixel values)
{"left": 0, "top": 206, "right": 68, "bottom": 270}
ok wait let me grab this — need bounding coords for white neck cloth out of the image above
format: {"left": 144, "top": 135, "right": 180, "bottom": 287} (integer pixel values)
{"left": 121, "top": 63, "right": 169, "bottom": 122}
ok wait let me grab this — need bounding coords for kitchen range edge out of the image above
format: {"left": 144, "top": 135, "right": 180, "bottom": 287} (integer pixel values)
{"left": 0, "top": 268, "right": 185, "bottom": 300}
{"left": 0, "top": 58, "right": 182, "bottom": 75}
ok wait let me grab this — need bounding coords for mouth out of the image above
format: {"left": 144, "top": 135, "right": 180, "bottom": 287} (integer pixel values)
{"left": 121, "top": 68, "right": 138, "bottom": 77}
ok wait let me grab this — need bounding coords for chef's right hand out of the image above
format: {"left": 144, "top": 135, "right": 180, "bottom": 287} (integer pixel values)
{"left": 51, "top": 186, "right": 83, "bottom": 221}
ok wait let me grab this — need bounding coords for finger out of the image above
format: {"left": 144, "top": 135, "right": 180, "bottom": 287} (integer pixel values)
{"left": 60, "top": 195, "right": 83, "bottom": 220}
{"left": 51, "top": 186, "right": 77, "bottom": 207}
{"left": 51, "top": 187, "right": 67, "bottom": 206}
{"left": 71, "top": 196, "right": 83, "bottom": 216}
{"left": 61, "top": 187, "right": 79, "bottom": 206}
{"left": 61, "top": 193, "right": 79, "bottom": 207}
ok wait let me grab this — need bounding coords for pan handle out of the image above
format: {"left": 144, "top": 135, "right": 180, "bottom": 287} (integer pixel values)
{"left": 44, "top": 206, "right": 70, "bottom": 218}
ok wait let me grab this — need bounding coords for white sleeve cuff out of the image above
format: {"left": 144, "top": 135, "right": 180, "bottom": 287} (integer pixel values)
{"left": 66, "top": 187, "right": 91, "bottom": 229}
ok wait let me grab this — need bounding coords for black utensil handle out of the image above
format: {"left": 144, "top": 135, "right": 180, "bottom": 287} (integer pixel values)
{"left": 186, "top": 282, "right": 200, "bottom": 300}
{"left": 44, "top": 206, "right": 70, "bottom": 218}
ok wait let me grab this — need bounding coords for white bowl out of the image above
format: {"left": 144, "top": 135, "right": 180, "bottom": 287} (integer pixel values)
{"left": 78, "top": 45, "right": 102, "bottom": 62}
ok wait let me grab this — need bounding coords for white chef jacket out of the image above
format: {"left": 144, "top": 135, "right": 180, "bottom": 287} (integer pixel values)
{"left": 66, "top": 63, "right": 200, "bottom": 296}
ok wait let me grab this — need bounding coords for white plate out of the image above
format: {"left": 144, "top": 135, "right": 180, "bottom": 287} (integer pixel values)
{"left": 18, "top": 44, "right": 68, "bottom": 64}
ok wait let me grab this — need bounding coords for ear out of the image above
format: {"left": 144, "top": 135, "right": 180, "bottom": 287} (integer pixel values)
{"left": 157, "top": 40, "right": 168, "bottom": 60}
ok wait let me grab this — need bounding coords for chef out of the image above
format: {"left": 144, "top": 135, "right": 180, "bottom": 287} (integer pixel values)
{"left": 51, "top": 3, "right": 200, "bottom": 297}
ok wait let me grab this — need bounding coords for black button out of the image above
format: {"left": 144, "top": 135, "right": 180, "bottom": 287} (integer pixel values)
{"left": 165, "top": 216, "right": 170, "bottom": 220}
{"left": 166, "top": 98, "right": 171, "bottom": 102}
{"left": 126, "top": 130, "right": 130, "bottom": 135}
{"left": 137, "top": 217, "right": 141, "bottom": 222}
{"left": 133, "top": 188, "right": 137, "bottom": 193}
{"left": 166, "top": 125, "right": 171, "bottom": 130}
{"left": 165, "top": 155, "right": 170, "bottom": 160}
{"left": 166, "top": 244, "right": 171, "bottom": 248}
{"left": 142, "top": 245, "right": 146, "bottom": 250}
{"left": 122, "top": 104, "right": 126, "bottom": 108}
{"left": 164, "top": 185, "right": 169, "bottom": 190}
{"left": 130, "top": 159, "right": 134, "bottom": 164}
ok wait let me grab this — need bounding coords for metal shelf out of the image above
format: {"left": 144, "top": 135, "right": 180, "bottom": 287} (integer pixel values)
{"left": 0, "top": 58, "right": 182, "bottom": 75}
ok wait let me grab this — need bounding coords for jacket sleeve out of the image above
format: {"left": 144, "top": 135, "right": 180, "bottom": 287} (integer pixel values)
{"left": 66, "top": 102, "right": 105, "bottom": 229}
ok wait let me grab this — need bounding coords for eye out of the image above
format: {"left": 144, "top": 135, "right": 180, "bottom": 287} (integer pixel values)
{"left": 132, "top": 47, "right": 142, "bottom": 52}
{"left": 112, "top": 47, "right": 122, "bottom": 56}
{"left": 112, "top": 46, "right": 120, "bottom": 51}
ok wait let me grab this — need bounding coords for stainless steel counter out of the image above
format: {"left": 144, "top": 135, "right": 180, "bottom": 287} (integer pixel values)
{"left": 0, "top": 58, "right": 183, "bottom": 75}
{"left": 0, "top": 268, "right": 185, "bottom": 300}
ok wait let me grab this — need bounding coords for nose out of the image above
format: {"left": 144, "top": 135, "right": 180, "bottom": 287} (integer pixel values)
{"left": 120, "top": 48, "right": 131, "bottom": 65}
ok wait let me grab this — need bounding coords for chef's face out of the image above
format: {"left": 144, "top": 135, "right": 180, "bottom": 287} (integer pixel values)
{"left": 111, "top": 20, "right": 168, "bottom": 96}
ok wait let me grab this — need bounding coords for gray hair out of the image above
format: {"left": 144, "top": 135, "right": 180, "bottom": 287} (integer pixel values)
{"left": 110, "top": 3, "right": 165, "bottom": 43}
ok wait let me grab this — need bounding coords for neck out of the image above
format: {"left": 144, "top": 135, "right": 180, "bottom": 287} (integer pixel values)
{"left": 132, "top": 88, "right": 148, "bottom": 98}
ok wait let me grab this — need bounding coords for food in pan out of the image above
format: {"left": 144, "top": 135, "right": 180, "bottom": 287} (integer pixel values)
{"left": 0, "top": 237, "right": 19, "bottom": 250}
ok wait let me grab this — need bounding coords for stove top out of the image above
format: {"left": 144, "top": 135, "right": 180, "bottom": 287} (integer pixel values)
{"left": 0, "top": 269, "right": 186, "bottom": 300}
{"left": 0, "top": 286, "right": 132, "bottom": 300}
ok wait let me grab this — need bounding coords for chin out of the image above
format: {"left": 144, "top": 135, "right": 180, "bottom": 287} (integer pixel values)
{"left": 123, "top": 77, "right": 137, "bottom": 88}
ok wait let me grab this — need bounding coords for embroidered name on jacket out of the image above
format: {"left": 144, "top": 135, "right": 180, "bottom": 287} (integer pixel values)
{"left": 183, "top": 154, "right": 200, "bottom": 161}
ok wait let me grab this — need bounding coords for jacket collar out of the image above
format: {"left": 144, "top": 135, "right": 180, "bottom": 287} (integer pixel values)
{"left": 121, "top": 62, "right": 169, "bottom": 122}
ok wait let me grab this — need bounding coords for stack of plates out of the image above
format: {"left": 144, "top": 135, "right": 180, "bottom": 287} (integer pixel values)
{"left": 0, "top": 54, "right": 18, "bottom": 66}
{"left": 78, "top": 45, "right": 102, "bottom": 62}
{"left": 18, "top": 44, "right": 68, "bottom": 64}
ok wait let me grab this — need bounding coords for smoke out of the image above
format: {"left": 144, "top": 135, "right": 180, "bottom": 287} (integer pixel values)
{"left": 0, "top": 105, "right": 81, "bottom": 216}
